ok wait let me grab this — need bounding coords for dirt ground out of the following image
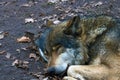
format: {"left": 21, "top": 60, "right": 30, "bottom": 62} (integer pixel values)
{"left": 0, "top": 0, "right": 120, "bottom": 80}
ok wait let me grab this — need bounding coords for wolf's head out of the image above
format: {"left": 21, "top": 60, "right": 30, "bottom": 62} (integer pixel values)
{"left": 35, "top": 16, "right": 115, "bottom": 76}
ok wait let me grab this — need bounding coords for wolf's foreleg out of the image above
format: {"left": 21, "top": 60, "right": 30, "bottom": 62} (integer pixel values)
{"left": 64, "top": 65, "right": 109, "bottom": 80}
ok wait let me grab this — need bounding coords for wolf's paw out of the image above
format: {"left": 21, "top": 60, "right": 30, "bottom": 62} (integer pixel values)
{"left": 63, "top": 76, "right": 77, "bottom": 80}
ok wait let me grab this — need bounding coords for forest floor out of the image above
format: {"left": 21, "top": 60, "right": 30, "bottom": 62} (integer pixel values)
{"left": 0, "top": 0, "right": 120, "bottom": 80}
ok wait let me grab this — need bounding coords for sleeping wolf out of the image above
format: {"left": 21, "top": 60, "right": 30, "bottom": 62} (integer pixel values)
{"left": 35, "top": 16, "right": 120, "bottom": 80}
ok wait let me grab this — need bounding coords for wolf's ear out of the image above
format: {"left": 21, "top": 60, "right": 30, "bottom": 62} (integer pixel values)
{"left": 63, "top": 16, "right": 82, "bottom": 37}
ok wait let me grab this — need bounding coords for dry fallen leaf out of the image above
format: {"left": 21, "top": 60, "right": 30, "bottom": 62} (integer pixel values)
{"left": 0, "top": 35, "right": 4, "bottom": 39}
{"left": 29, "top": 53, "right": 39, "bottom": 61}
{"left": 5, "top": 53, "right": 11, "bottom": 59}
{"left": 25, "top": 18, "right": 35, "bottom": 23}
{"left": 3, "top": 32, "right": 9, "bottom": 37}
{"left": 0, "top": 31, "right": 4, "bottom": 40}
{"left": 0, "top": 50, "right": 6, "bottom": 55}
{"left": 94, "top": 1, "right": 103, "bottom": 6}
{"left": 20, "top": 3, "right": 31, "bottom": 7}
{"left": 23, "top": 61, "right": 29, "bottom": 64}
{"left": 29, "top": 53, "right": 37, "bottom": 59}
{"left": 21, "top": 47, "right": 28, "bottom": 51}
{"left": 17, "top": 36, "right": 31, "bottom": 43}
{"left": 0, "top": 1, "right": 7, "bottom": 5}
{"left": 12, "top": 59, "right": 19, "bottom": 66}
{"left": 12, "top": 59, "right": 29, "bottom": 69}
{"left": 30, "top": 72, "right": 41, "bottom": 78}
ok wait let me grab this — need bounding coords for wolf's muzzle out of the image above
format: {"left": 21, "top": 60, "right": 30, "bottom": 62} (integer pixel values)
{"left": 46, "top": 65, "right": 69, "bottom": 76}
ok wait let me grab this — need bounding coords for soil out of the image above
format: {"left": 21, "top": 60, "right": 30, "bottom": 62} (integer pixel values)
{"left": 0, "top": 0, "right": 120, "bottom": 80}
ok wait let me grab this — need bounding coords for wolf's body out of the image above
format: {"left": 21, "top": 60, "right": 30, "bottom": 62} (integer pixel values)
{"left": 36, "top": 16, "right": 120, "bottom": 80}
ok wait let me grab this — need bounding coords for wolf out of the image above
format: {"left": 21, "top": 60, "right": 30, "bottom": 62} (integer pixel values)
{"left": 35, "top": 15, "right": 120, "bottom": 80}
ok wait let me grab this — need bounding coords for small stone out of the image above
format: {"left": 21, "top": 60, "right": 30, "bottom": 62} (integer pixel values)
{"left": 48, "top": 0, "right": 59, "bottom": 3}
{"left": 25, "top": 18, "right": 35, "bottom": 23}
{"left": 94, "top": 1, "right": 103, "bottom": 6}
{"left": 16, "top": 49, "right": 21, "bottom": 53}
{"left": 0, "top": 31, "right": 4, "bottom": 40}
{"left": 53, "top": 20, "right": 61, "bottom": 24}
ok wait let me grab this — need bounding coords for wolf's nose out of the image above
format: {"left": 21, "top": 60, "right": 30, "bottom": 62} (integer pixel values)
{"left": 47, "top": 67, "right": 56, "bottom": 75}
